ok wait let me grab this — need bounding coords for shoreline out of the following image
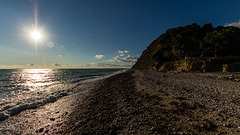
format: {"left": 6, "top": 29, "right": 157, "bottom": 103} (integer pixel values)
{"left": 0, "top": 80, "right": 99, "bottom": 134}
{"left": 1, "top": 70, "right": 240, "bottom": 134}
{"left": 0, "top": 69, "right": 127, "bottom": 122}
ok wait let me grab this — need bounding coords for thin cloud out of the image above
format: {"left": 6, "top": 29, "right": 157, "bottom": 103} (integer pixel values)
{"left": 118, "top": 50, "right": 124, "bottom": 54}
{"left": 95, "top": 55, "right": 105, "bottom": 59}
{"left": 118, "top": 50, "right": 128, "bottom": 54}
{"left": 117, "top": 50, "right": 129, "bottom": 57}
{"left": 113, "top": 50, "right": 138, "bottom": 64}
{"left": 114, "top": 55, "right": 138, "bottom": 63}
{"left": 104, "top": 59, "right": 116, "bottom": 62}
{"left": 226, "top": 21, "right": 240, "bottom": 27}
{"left": 89, "top": 62, "right": 132, "bottom": 68}
{"left": 56, "top": 45, "right": 65, "bottom": 52}
{"left": 47, "top": 42, "right": 66, "bottom": 53}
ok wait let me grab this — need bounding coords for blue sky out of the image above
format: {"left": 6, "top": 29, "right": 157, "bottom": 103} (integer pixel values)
{"left": 0, "top": 0, "right": 240, "bottom": 68}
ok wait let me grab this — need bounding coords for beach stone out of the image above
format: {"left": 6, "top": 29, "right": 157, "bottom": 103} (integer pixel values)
{"left": 0, "top": 113, "right": 8, "bottom": 121}
{"left": 128, "top": 130, "right": 137, "bottom": 134}
{"left": 225, "top": 124, "right": 234, "bottom": 128}
{"left": 39, "top": 128, "right": 44, "bottom": 133}
{"left": 50, "top": 118, "right": 55, "bottom": 121}
{"left": 151, "top": 127, "right": 158, "bottom": 131}
{"left": 45, "top": 130, "right": 49, "bottom": 133}
{"left": 109, "top": 126, "right": 118, "bottom": 135}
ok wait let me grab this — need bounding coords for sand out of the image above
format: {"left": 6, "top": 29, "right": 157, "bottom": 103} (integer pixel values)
{"left": 1, "top": 70, "right": 240, "bottom": 134}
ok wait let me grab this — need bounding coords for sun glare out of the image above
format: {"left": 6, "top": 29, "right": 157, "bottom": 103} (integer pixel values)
{"left": 31, "top": 30, "right": 42, "bottom": 41}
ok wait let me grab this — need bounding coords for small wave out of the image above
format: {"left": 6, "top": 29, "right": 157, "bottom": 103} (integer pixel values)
{"left": 0, "top": 83, "right": 78, "bottom": 121}
{"left": 78, "top": 75, "right": 98, "bottom": 78}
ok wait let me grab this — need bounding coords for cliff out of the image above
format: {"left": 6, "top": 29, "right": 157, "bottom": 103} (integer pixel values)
{"left": 133, "top": 23, "right": 240, "bottom": 72}
{"left": 132, "top": 40, "right": 161, "bottom": 70}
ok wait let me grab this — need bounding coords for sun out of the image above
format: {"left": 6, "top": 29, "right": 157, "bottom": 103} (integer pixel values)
{"left": 31, "top": 30, "right": 42, "bottom": 41}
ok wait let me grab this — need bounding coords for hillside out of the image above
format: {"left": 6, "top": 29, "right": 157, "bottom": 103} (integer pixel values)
{"left": 132, "top": 23, "right": 240, "bottom": 72}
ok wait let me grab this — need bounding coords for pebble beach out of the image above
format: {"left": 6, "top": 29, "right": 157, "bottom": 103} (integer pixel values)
{"left": 1, "top": 70, "right": 240, "bottom": 134}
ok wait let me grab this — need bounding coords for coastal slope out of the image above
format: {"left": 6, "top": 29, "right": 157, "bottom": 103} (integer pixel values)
{"left": 133, "top": 23, "right": 240, "bottom": 72}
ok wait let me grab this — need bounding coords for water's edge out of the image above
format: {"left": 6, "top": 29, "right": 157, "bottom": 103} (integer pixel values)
{"left": 0, "top": 69, "right": 128, "bottom": 121}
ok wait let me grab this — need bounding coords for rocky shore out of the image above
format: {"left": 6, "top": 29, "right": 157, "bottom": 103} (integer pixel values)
{"left": 1, "top": 70, "right": 240, "bottom": 134}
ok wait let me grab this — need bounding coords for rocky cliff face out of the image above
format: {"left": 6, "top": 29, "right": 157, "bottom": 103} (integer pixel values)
{"left": 132, "top": 40, "right": 161, "bottom": 70}
{"left": 158, "top": 58, "right": 223, "bottom": 72}
{"left": 132, "top": 23, "right": 240, "bottom": 72}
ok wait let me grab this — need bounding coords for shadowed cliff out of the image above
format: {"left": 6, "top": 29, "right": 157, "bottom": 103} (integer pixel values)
{"left": 133, "top": 23, "right": 240, "bottom": 72}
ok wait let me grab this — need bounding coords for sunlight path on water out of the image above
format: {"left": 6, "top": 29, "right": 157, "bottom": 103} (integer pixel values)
{"left": 19, "top": 69, "right": 54, "bottom": 91}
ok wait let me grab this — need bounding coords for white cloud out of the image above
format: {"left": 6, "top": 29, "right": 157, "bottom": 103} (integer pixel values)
{"left": 58, "top": 55, "right": 63, "bottom": 57}
{"left": 104, "top": 59, "right": 116, "bottom": 62}
{"left": 116, "top": 50, "right": 130, "bottom": 57}
{"left": 47, "top": 42, "right": 66, "bottom": 53}
{"left": 114, "top": 55, "right": 138, "bottom": 63}
{"left": 118, "top": 50, "right": 129, "bottom": 55}
{"left": 226, "top": 21, "right": 240, "bottom": 27}
{"left": 113, "top": 50, "right": 138, "bottom": 64}
{"left": 118, "top": 50, "right": 124, "bottom": 54}
{"left": 95, "top": 55, "right": 105, "bottom": 59}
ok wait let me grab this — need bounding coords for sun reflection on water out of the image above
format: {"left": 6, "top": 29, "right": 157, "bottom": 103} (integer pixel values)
{"left": 17, "top": 69, "right": 54, "bottom": 91}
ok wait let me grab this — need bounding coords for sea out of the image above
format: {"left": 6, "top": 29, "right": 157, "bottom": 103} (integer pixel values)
{"left": 0, "top": 68, "right": 126, "bottom": 120}
{"left": 0, "top": 68, "right": 125, "bottom": 100}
